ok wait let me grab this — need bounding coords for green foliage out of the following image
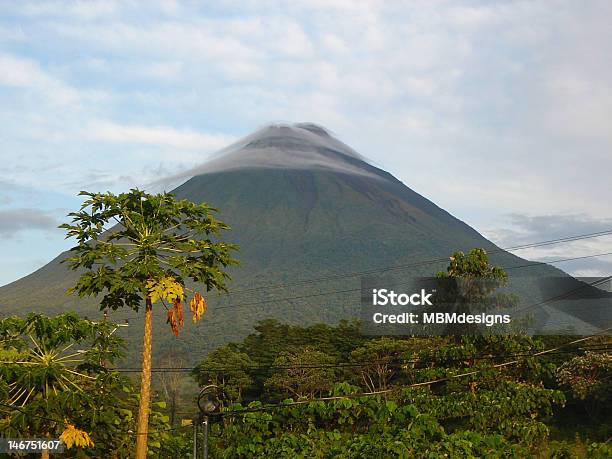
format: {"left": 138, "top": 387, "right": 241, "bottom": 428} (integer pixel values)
{"left": 435, "top": 249, "right": 515, "bottom": 333}
{"left": 407, "top": 382, "right": 562, "bottom": 443}
{"left": 349, "top": 337, "right": 424, "bottom": 391}
{"left": 237, "top": 319, "right": 365, "bottom": 365}
{"left": 557, "top": 351, "right": 612, "bottom": 402}
{"left": 217, "top": 319, "right": 366, "bottom": 401}
{"left": 587, "top": 442, "right": 612, "bottom": 458}
{"left": 183, "top": 249, "right": 609, "bottom": 456}
{"left": 3, "top": 245, "right": 608, "bottom": 455}
{"left": 193, "top": 346, "right": 254, "bottom": 402}
{"left": 264, "top": 346, "right": 336, "bottom": 399}
{"left": 3, "top": 312, "right": 607, "bottom": 456}
{"left": 437, "top": 248, "right": 507, "bottom": 281}
{"left": 0, "top": 312, "right": 181, "bottom": 457}
{"left": 212, "top": 384, "right": 534, "bottom": 458}
{"left": 0, "top": 313, "right": 124, "bottom": 438}
{"left": 187, "top": 318, "right": 578, "bottom": 457}
{"left": 60, "top": 188, "right": 238, "bottom": 312}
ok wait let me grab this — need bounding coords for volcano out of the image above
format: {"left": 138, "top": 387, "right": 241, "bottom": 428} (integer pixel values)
{"left": 0, "top": 123, "right": 607, "bottom": 364}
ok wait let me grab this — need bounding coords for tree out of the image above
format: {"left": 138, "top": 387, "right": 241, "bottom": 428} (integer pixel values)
{"left": 349, "top": 337, "right": 421, "bottom": 392}
{"left": 557, "top": 351, "right": 612, "bottom": 418}
{"left": 61, "top": 189, "right": 238, "bottom": 458}
{"left": 193, "top": 346, "right": 254, "bottom": 402}
{"left": 158, "top": 351, "right": 186, "bottom": 426}
{"left": 0, "top": 313, "right": 121, "bottom": 458}
{"left": 264, "top": 346, "right": 336, "bottom": 399}
{"left": 213, "top": 383, "right": 538, "bottom": 458}
{"left": 435, "top": 248, "right": 509, "bottom": 335}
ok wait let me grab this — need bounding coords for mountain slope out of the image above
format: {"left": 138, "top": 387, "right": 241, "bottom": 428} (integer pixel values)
{"left": 0, "top": 123, "right": 606, "bottom": 364}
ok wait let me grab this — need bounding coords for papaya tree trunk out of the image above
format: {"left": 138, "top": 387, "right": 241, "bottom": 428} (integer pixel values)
{"left": 135, "top": 297, "right": 153, "bottom": 459}
{"left": 40, "top": 431, "right": 50, "bottom": 459}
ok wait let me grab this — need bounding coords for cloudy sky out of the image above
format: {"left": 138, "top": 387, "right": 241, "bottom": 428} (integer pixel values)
{"left": 1, "top": 0, "right": 611, "bottom": 286}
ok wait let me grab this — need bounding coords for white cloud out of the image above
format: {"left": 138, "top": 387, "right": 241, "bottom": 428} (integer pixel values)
{"left": 1, "top": 0, "right": 612, "bottom": 284}
{"left": 544, "top": 74, "right": 612, "bottom": 143}
{"left": 136, "top": 60, "right": 184, "bottom": 81}
{"left": 448, "top": 5, "right": 500, "bottom": 28}
{"left": 320, "top": 34, "right": 349, "bottom": 55}
{"left": 84, "top": 120, "right": 236, "bottom": 151}
{"left": 0, "top": 53, "right": 110, "bottom": 111}
{"left": 266, "top": 19, "right": 314, "bottom": 57}
{"left": 0, "top": 53, "right": 80, "bottom": 105}
{"left": 12, "top": 0, "right": 180, "bottom": 19}
{"left": 404, "top": 77, "right": 436, "bottom": 96}
{"left": 218, "top": 60, "right": 265, "bottom": 81}
{"left": 52, "top": 21, "right": 260, "bottom": 60}
{"left": 481, "top": 214, "right": 612, "bottom": 277}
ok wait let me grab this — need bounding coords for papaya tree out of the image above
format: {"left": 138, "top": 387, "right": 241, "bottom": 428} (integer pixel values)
{"left": 60, "top": 189, "right": 238, "bottom": 458}
{"left": 0, "top": 312, "right": 188, "bottom": 457}
{"left": 0, "top": 313, "right": 118, "bottom": 458}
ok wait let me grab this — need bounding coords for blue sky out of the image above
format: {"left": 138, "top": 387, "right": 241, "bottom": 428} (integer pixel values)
{"left": 1, "top": 0, "right": 611, "bottom": 286}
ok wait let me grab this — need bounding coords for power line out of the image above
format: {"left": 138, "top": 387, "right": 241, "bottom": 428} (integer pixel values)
{"left": 211, "top": 252, "right": 612, "bottom": 312}
{"left": 111, "top": 343, "right": 612, "bottom": 374}
{"left": 501, "top": 230, "right": 612, "bottom": 251}
{"left": 110, "top": 256, "right": 612, "bottom": 345}
{"left": 208, "top": 385, "right": 588, "bottom": 425}
{"left": 3, "top": 334, "right": 610, "bottom": 439}
{"left": 504, "top": 252, "right": 612, "bottom": 270}
{"left": 215, "top": 330, "right": 611, "bottom": 417}
{"left": 222, "top": 229, "right": 612, "bottom": 296}
{"left": 513, "top": 275, "right": 612, "bottom": 317}
{"left": 113, "top": 248, "right": 612, "bottom": 322}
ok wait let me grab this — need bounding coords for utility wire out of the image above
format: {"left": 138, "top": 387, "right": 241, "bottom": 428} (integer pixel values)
{"left": 223, "top": 229, "right": 612, "bottom": 296}
{"left": 114, "top": 249, "right": 612, "bottom": 322}
{"left": 3, "top": 335, "right": 609, "bottom": 437}
{"left": 112, "top": 231, "right": 612, "bottom": 322}
{"left": 505, "top": 252, "right": 612, "bottom": 271}
{"left": 204, "top": 386, "right": 589, "bottom": 426}
{"left": 215, "top": 330, "right": 611, "bottom": 417}
{"left": 212, "top": 256, "right": 612, "bottom": 312}
{"left": 513, "top": 275, "right": 612, "bottom": 315}
{"left": 111, "top": 343, "right": 612, "bottom": 374}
